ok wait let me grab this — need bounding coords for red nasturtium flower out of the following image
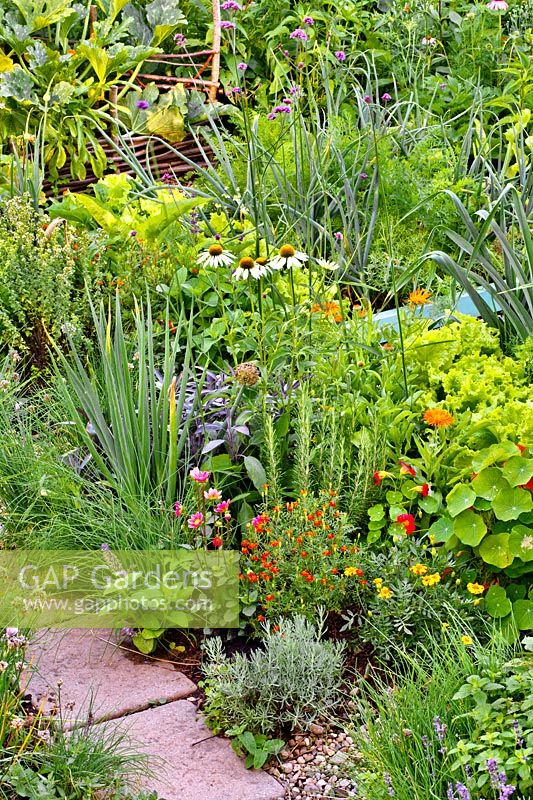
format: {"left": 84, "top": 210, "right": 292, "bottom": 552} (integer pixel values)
{"left": 396, "top": 513, "right": 416, "bottom": 535}
{"left": 373, "top": 470, "right": 389, "bottom": 486}
{"left": 399, "top": 461, "right": 416, "bottom": 477}
{"left": 212, "top": 536, "right": 223, "bottom": 548}
{"left": 522, "top": 476, "right": 533, "bottom": 492}
{"left": 413, "top": 483, "right": 430, "bottom": 496}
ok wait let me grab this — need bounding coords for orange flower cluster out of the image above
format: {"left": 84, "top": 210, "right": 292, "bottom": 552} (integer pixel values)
{"left": 310, "top": 301, "right": 343, "bottom": 323}
{"left": 239, "top": 491, "right": 360, "bottom": 624}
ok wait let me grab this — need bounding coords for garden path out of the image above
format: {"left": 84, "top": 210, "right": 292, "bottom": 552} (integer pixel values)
{"left": 24, "top": 629, "right": 285, "bottom": 800}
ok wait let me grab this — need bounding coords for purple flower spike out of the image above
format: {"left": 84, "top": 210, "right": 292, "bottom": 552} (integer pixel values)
{"left": 303, "top": 15, "right": 314, "bottom": 24}
{"left": 220, "top": 20, "right": 236, "bottom": 29}
{"left": 381, "top": 92, "right": 392, "bottom": 102}
{"left": 136, "top": 99, "right": 149, "bottom": 109}
{"left": 237, "top": 61, "right": 247, "bottom": 71}
{"left": 221, "top": 0, "right": 241, "bottom": 9}
{"left": 335, "top": 50, "right": 346, "bottom": 61}
{"left": 363, "top": 94, "right": 371, "bottom": 103}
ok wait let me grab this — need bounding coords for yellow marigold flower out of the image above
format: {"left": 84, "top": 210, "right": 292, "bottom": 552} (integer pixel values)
{"left": 421, "top": 572, "right": 441, "bottom": 587}
{"left": 373, "top": 577, "right": 383, "bottom": 587}
{"left": 423, "top": 408, "right": 455, "bottom": 428}
{"left": 467, "top": 582, "right": 485, "bottom": 595}
{"left": 408, "top": 288, "right": 431, "bottom": 306}
{"left": 441, "top": 622, "right": 450, "bottom": 630}
{"left": 410, "top": 563, "right": 428, "bottom": 576}
{"left": 377, "top": 586, "right": 393, "bottom": 600}
{"left": 461, "top": 635, "right": 473, "bottom": 646}
{"left": 344, "top": 566, "right": 359, "bottom": 577}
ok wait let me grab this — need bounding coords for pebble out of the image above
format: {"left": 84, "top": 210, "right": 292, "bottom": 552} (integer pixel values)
{"left": 267, "top": 723, "right": 360, "bottom": 799}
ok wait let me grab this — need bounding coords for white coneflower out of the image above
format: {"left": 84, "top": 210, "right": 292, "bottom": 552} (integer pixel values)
{"left": 315, "top": 258, "right": 340, "bottom": 271}
{"left": 232, "top": 256, "right": 270, "bottom": 280}
{"left": 269, "top": 244, "right": 308, "bottom": 271}
{"left": 197, "top": 242, "right": 235, "bottom": 268}
{"left": 421, "top": 36, "right": 437, "bottom": 46}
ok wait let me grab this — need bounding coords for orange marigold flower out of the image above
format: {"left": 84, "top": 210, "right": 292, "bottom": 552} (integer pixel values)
{"left": 408, "top": 288, "right": 431, "bottom": 306}
{"left": 265, "top": 594, "right": 275, "bottom": 602}
{"left": 423, "top": 408, "right": 455, "bottom": 428}
{"left": 257, "top": 614, "right": 265, "bottom": 622}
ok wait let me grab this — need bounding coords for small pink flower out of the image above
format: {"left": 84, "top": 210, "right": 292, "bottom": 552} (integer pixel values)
{"left": 174, "top": 501, "right": 183, "bottom": 517}
{"left": 189, "top": 467, "right": 210, "bottom": 483}
{"left": 188, "top": 512, "right": 204, "bottom": 529}
{"left": 214, "top": 500, "right": 231, "bottom": 513}
{"left": 204, "top": 488, "right": 222, "bottom": 501}
{"left": 381, "top": 92, "right": 392, "bottom": 102}
{"left": 290, "top": 28, "right": 308, "bottom": 40}
{"left": 237, "top": 62, "right": 247, "bottom": 71}
{"left": 334, "top": 231, "right": 343, "bottom": 240}
{"left": 303, "top": 16, "right": 314, "bottom": 25}
{"left": 334, "top": 50, "right": 346, "bottom": 61}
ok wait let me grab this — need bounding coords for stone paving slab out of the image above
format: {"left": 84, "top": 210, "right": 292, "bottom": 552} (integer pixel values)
{"left": 113, "top": 700, "right": 285, "bottom": 800}
{"left": 23, "top": 629, "right": 196, "bottom": 724}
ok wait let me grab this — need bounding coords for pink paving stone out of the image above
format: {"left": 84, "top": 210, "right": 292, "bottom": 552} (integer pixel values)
{"left": 113, "top": 700, "right": 285, "bottom": 800}
{"left": 23, "top": 629, "right": 196, "bottom": 724}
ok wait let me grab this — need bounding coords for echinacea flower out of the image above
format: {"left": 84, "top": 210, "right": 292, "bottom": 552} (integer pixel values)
{"left": 408, "top": 287, "right": 431, "bottom": 305}
{"left": 187, "top": 512, "right": 204, "bottom": 529}
{"left": 396, "top": 513, "right": 416, "bottom": 534}
{"left": 315, "top": 258, "right": 339, "bottom": 271}
{"left": 269, "top": 244, "right": 308, "bottom": 271}
{"left": 467, "top": 582, "right": 485, "bottom": 595}
{"left": 189, "top": 467, "right": 210, "bottom": 483}
{"left": 204, "top": 488, "right": 222, "bottom": 501}
{"left": 234, "top": 362, "right": 260, "bottom": 386}
{"left": 232, "top": 255, "right": 269, "bottom": 280}
{"left": 421, "top": 36, "right": 437, "bottom": 46}
{"left": 197, "top": 243, "right": 235, "bottom": 269}
{"left": 486, "top": 0, "right": 507, "bottom": 10}
{"left": 136, "top": 99, "right": 150, "bottom": 109}
{"left": 423, "top": 408, "right": 455, "bottom": 428}
{"left": 214, "top": 500, "right": 230, "bottom": 513}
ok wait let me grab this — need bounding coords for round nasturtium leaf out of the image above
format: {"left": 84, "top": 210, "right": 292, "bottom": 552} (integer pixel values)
{"left": 472, "top": 442, "right": 522, "bottom": 473}
{"left": 428, "top": 516, "right": 454, "bottom": 543}
{"left": 472, "top": 468, "right": 509, "bottom": 501}
{"left": 506, "top": 583, "right": 527, "bottom": 602}
{"left": 446, "top": 483, "right": 476, "bottom": 518}
{"left": 484, "top": 585, "right": 512, "bottom": 618}
{"left": 479, "top": 533, "right": 514, "bottom": 569}
{"left": 512, "top": 599, "right": 533, "bottom": 631}
{"left": 502, "top": 457, "right": 533, "bottom": 488}
{"left": 453, "top": 510, "right": 487, "bottom": 547}
{"left": 368, "top": 504, "right": 385, "bottom": 522}
{"left": 509, "top": 525, "right": 533, "bottom": 562}
{"left": 419, "top": 493, "right": 442, "bottom": 514}
{"left": 493, "top": 487, "right": 533, "bottom": 521}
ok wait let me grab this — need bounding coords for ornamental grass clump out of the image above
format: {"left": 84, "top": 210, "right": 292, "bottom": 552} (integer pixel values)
{"left": 201, "top": 615, "right": 344, "bottom": 736}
